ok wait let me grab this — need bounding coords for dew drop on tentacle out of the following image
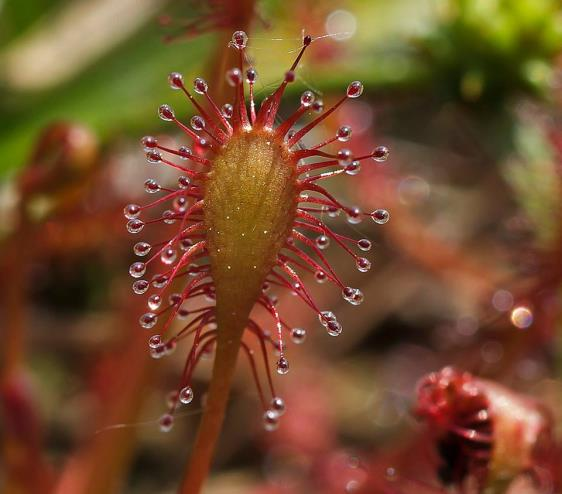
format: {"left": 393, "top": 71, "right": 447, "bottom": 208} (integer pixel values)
{"left": 231, "top": 30, "right": 248, "bottom": 49}
{"left": 326, "top": 319, "right": 343, "bottom": 337}
{"left": 129, "top": 262, "right": 146, "bottom": 278}
{"left": 371, "top": 209, "right": 390, "bottom": 224}
{"left": 346, "top": 207, "right": 362, "bottom": 224}
{"left": 160, "top": 248, "right": 177, "bottom": 265}
{"left": 319, "top": 311, "right": 336, "bottom": 326}
{"left": 338, "top": 148, "right": 353, "bottom": 167}
{"left": 270, "top": 397, "right": 286, "bottom": 415}
{"left": 315, "top": 235, "right": 330, "bottom": 250}
{"left": 158, "top": 104, "right": 175, "bottom": 121}
{"left": 226, "top": 68, "right": 242, "bottom": 86}
{"left": 132, "top": 279, "right": 149, "bottom": 295}
{"left": 148, "top": 334, "right": 162, "bottom": 349}
{"left": 263, "top": 410, "right": 279, "bottom": 431}
{"left": 146, "top": 150, "right": 162, "bottom": 164}
{"left": 343, "top": 288, "right": 364, "bottom": 306}
{"left": 141, "top": 135, "right": 158, "bottom": 149}
{"left": 314, "top": 270, "right": 327, "bottom": 283}
{"left": 124, "top": 204, "right": 141, "bottom": 219}
{"left": 126, "top": 219, "right": 145, "bottom": 234}
{"left": 342, "top": 286, "right": 356, "bottom": 303}
{"left": 163, "top": 210, "right": 176, "bottom": 224}
{"left": 144, "top": 179, "right": 161, "bottom": 194}
{"left": 276, "top": 357, "right": 290, "bottom": 375}
{"left": 190, "top": 116, "right": 206, "bottom": 131}
{"left": 357, "top": 239, "right": 372, "bottom": 251}
{"left": 168, "top": 72, "right": 184, "bottom": 89}
{"left": 152, "top": 274, "right": 169, "bottom": 289}
{"left": 159, "top": 413, "right": 174, "bottom": 432}
{"left": 327, "top": 206, "right": 340, "bottom": 218}
{"left": 345, "top": 161, "right": 361, "bottom": 175}
{"left": 193, "top": 77, "right": 208, "bottom": 94}
{"left": 148, "top": 294, "right": 162, "bottom": 311}
{"left": 346, "top": 81, "right": 364, "bottom": 98}
{"left": 179, "top": 386, "right": 194, "bottom": 405}
{"left": 178, "top": 175, "right": 191, "bottom": 189}
{"left": 372, "top": 145, "right": 389, "bottom": 163}
{"left": 300, "top": 90, "right": 315, "bottom": 107}
{"left": 246, "top": 68, "right": 258, "bottom": 83}
{"left": 139, "top": 312, "right": 158, "bottom": 329}
{"left": 173, "top": 196, "right": 188, "bottom": 213}
{"left": 337, "top": 125, "right": 352, "bottom": 142}
{"left": 178, "top": 147, "right": 192, "bottom": 160}
{"left": 312, "top": 99, "right": 324, "bottom": 113}
{"left": 291, "top": 327, "right": 307, "bottom": 344}
{"left": 168, "top": 293, "right": 182, "bottom": 306}
{"left": 221, "top": 103, "right": 233, "bottom": 118}
{"left": 134, "top": 242, "right": 151, "bottom": 256}
{"left": 356, "top": 257, "right": 371, "bottom": 272}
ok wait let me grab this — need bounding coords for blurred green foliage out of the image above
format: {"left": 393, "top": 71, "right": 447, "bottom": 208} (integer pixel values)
{"left": 418, "top": 0, "right": 562, "bottom": 104}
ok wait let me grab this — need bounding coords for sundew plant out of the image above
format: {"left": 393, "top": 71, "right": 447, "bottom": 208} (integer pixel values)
{"left": 125, "top": 30, "right": 389, "bottom": 493}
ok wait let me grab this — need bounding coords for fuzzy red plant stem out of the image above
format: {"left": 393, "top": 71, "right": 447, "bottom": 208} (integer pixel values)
{"left": 179, "top": 310, "right": 247, "bottom": 494}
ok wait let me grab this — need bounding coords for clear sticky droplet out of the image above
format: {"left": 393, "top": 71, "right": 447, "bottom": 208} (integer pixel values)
{"left": 338, "top": 148, "right": 353, "bottom": 167}
{"left": 358, "top": 239, "right": 372, "bottom": 251}
{"left": 231, "top": 30, "right": 248, "bottom": 49}
{"left": 337, "top": 125, "right": 352, "bottom": 142}
{"left": 371, "top": 209, "right": 390, "bottom": 224}
{"left": 160, "top": 248, "right": 177, "bottom": 265}
{"left": 158, "top": 104, "right": 175, "bottom": 121}
{"left": 129, "top": 262, "right": 146, "bottom": 278}
{"left": 372, "top": 145, "right": 389, "bottom": 163}
{"left": 148, "top": 294, "right": 162, "bottom": 311}
{"left": 300, "top": 90, "right": 315, "bottom": 107}
{"left": 159, "top": 413, "right": 174, "bottom": 432}
{"left": 126, "top": 219, "right": 145, "bottom": 234}
{"left": 132, "top": 280, "right": 149, "bottom": 295}
{"left": 148, "top": 334, "right": 162, "bottom": 349}
{"left": 190, "top": 115, "right": 206, "bottom": 131}
{"left": 346, "top": 81, "right": 363, "bottom": 98}
{"left": 263, "top": 409, "right": 279, "bottom": 431}
{"left": 139, "top": 312, "right": 157, "bottom": 329}
{"left": 221, "top": 103, "right": 233, "bottom": 118}
{"left": 346, "top": 206, "right": 362, "bottom": 224}
{"left": 124, "top": 204, "right": 141, "bottom": 219}
{"left": 270, "top": 397, "right": 286, "bottom": 415}
{"left": 276, "top": 357, "right": 290, "bottom": 375}
{"left": 291, "top": 327, "right": 306, "bottom": 344}
{"left": 134, "top": 242, "right": 151, "bottom": 256}
{"left": 146, "top": 150, "right": 162, "bottom": 164}
{"left": 179, "top": 386, "right": 194, "bottom": 405}
{"left": 144, "top": 179, "right": 161, "bottom": 194}
{"left": 193, "top": 77, "right": 208, "bottom": 94}
{"left": 168, "top": 72, "right": 184, "bottom": 89}
{"left": 326, "top": 319, "right": 343, "bottom": 336}
{"left": 315, "top": 234, "right": 330, "bottom": 250}
{"left": 356, "top": 257, "right": 371, "bottom": 273}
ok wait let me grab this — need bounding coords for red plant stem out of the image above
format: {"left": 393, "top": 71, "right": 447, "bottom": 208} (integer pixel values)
{"left": 0, "top": 222, "right": 54, "bottom": 493}
{"left": 179, "top": 305, "right": 248, "bottom": 494}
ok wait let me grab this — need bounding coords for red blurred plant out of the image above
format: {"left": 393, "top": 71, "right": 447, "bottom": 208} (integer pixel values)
{"left": 415, "top": 367, "right": 555, "bottom": 493}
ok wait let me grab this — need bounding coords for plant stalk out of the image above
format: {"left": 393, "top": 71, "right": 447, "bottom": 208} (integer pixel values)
{"left": 178, "top": 305, "right": 248, "bottom": 494}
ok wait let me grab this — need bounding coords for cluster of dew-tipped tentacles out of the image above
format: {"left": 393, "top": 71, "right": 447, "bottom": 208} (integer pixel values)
{"left": 124, "top": 31, "right": 390, "bottom": 432}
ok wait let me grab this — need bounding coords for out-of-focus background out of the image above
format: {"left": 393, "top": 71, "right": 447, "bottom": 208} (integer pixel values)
{"left": 2, "top": 0, "right": 562, "bottom": 493}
